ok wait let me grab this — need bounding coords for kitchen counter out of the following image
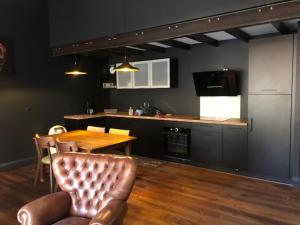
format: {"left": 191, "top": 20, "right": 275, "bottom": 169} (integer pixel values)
{"left": 64, "top": 112, "right": 247, "bottom": 126}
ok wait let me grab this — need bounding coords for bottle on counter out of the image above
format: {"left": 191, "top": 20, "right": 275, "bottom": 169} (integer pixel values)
{"left": 128, "top": 106, "right": 134, "bottom": 116}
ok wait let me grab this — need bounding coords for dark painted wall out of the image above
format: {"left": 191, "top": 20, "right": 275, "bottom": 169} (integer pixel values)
{"left": 0, "top": 0, "right": 108, "bottom": 165}
{"left": 125, "top": 0, "right": 283, "bottom": 32}
{"left": 48, "top": 0, "right": 283, "bottom": 46}
{"left": 109, "top": 40, "right": 248, "bottom": 118}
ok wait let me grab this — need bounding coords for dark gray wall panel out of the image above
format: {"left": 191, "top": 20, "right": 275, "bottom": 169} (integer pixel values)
{"left": 0, "top": 0, "right": 109, "bottom": 165}
{"left": 48, "top": 0, "right": 125, "bottom": 46}
{"left": 48, "top": 0, "right": 282, "bottom": 46}
{"left": 109, "top": 40, "right": 248, "bottom": 118}
{"left": 126, "top": 0, "right": 283, "bottom": 32}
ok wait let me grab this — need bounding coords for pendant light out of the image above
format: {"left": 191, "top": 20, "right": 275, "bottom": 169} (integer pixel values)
{"left": 114, "top": 49, "right": 139, "bottom": 72}
{"left": 114, "top": 0, "right": 139, "bottom": 73}
{"left": 65, "top": 55, "right": 87, "bottom": 76}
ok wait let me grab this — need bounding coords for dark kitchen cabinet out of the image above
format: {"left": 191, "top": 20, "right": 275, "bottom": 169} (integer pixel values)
{"left": 191, "top": 124, "right": 222, "bottom": 166}
{"left": 222, "top": 125, "right": 247, "bottom": 171}
{"left": 106, "top": 117, "right": 164, "bottom": 158}
{"left": 48, "top": 0, "right": 125, "bottom": 46}
{"left": 64, "top": 118, "right": 106, "bottom": 131}
{"left": 248, "top": 95, "right": 291, "bottom": 179}
{"left": 249, "top": 34, "right": 294, "bottom": 95}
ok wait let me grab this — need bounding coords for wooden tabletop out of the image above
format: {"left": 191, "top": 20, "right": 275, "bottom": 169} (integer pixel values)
{"left": 49, "top": 130, "right": 136, "bottom": 152}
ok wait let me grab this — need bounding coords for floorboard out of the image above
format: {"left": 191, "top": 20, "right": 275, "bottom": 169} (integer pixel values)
{"left": 1, "top": 158, "right": 300, "bottom": 225}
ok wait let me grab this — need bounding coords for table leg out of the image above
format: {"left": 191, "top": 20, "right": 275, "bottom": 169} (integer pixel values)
{"left": 125, "top": 142, "right": 132, "bottom": 156}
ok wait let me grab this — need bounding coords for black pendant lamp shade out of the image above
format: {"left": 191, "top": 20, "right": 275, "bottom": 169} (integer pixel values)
{"left": 65, "top": 56, "right": 87, "bottom": 76}
{"left": 114, "top": 56, "right": 139, "bottom": 72}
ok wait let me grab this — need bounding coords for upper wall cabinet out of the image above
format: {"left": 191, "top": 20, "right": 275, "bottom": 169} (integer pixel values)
{"left": 116, "top": 58, "right": 178, "bottom": 89}
{"left": 48, "top": 0, "right": 125, "bottom": 46}
{"left": 249, "top": 34, "right": 294, "bottom": 95}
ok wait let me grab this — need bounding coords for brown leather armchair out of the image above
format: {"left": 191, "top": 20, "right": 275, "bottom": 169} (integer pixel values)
{"left": 17, "top": 152, "right": 137, "bottom": 225}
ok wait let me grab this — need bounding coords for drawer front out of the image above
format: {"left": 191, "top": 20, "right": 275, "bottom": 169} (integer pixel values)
{"left": 191, "top": 131, "right": 222, "bottom": 149}
{"left": 163, "top": 121, "right": 191, "bottom": 129}
{"left": 191, "top": 125, "right": 222, "bottom": 165}
{"left": 191, "top": 146, "right": 221, "bottom": 165}
{"left": 192, "top": 123, "right": 222, "bottom": 133}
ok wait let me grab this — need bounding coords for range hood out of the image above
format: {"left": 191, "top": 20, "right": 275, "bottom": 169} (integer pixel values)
{"left": 193, "top": 70, "right": 239, "bottom": 96}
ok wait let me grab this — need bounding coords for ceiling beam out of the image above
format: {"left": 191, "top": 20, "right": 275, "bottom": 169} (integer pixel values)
{"left": 133, "top": 44, "right": 166, "bottom": 53}
{"left": 187, "top": 33, "right": 219, "bottom": 47}
{"left": 53, "top": 0, "right": 300, "bottom": 56}
{"left": 271, "top": 21, "right": 291, "bottom": 34}
{"left": 225, "top": 28, "right": 251, "bottom": 42}
{"left": 158, "top": 39, "right": 191, "bottom": 50}
{"left": 114, "top": 47, "right": 145, "bottom": 56}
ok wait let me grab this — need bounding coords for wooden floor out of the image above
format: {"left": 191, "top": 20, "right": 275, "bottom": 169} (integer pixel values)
{"left": 1, "top": 158, "right": 300, "bottom": 225}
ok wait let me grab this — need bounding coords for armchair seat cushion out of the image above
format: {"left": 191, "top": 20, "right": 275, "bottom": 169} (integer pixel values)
{"left": 53, "top": 217, "right": 90, "bottom": 225}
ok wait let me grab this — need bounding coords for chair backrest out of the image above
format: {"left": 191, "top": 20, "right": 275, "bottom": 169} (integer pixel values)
{"left": 87, "top": 126, "right": 106, "bottom": 133}
{"left": 48, "top": 125, "right": 67, "bottom": 135}
{"left": 34, "top": 134, "right": 56, "bottom": 150}
{"left": 34, "top": 134, "right": 56, "bottom": 159}
{"left": 56, "top": 139, "right": 79, "bottom": 154}
{"left": 109, "top": 128, "right": 130, "bottom": 136}
{"left": 53, "top": 153, "right": 136, "bottom": 219}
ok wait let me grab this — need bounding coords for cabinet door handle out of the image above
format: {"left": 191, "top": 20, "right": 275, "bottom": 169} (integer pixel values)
{"left": 261, "top": 89, "right": 277, "bottom": 92}
{"left": 250, "top": 118, "right": 254, "bottom": 132}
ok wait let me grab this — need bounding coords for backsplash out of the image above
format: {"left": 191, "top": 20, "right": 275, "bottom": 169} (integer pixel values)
{"left": 200, "top": 96, "right": 241, "bottom": 119}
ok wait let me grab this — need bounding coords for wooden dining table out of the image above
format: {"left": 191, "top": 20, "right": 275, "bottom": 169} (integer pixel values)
{"left": 48, "top": 130, "right": 136, "bottom": 155}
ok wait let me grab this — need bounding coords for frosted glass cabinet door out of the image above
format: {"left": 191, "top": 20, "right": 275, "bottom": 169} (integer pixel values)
{"left": 151, "top": 59, "right": 170, "bottom": 88}
{"left": 116, "top": 70, "right": 133, "bottom": 89}
{"left": 132, "top": 61, "right": 150, "bottom": 88}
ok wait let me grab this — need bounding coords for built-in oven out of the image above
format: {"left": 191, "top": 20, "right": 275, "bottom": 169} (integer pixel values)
{"left": 164, "top": 127, "right": 191, "bottom": 159}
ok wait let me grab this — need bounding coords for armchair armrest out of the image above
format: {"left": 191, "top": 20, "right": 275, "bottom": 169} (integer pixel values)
{"left": 89, "top": 200, "right": 127, "bottom": 225}
{"left": 17, "top": 191, "right": 71, "bottom": 225}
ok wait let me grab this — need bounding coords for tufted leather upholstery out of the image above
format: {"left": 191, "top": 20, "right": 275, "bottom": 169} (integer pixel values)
{"left": 18, "top": 152, "right": 136, "bottom": 225}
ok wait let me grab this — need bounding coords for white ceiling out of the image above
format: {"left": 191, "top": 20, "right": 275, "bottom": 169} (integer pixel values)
{"left": 205, "top": 31, "right": 236, "bottom": 41}
{"left": 241, "top": 24, "right": 278, "bottom": 36}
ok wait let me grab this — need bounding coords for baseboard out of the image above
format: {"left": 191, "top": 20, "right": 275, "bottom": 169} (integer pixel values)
{"left": 291, "top": 176, "right": 300, "bottom": 187}
{"left": 0, "top": 156, "right": 36, "bottom": 171}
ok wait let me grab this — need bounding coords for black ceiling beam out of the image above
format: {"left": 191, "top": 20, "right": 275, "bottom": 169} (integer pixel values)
{"left": 271, "top": 21, "right": 291, "bottom": 34}
{"left": 112, "top": 47, "right": 145, "bottom": 56}
{"left": 225, "top": 28, "right": 251, "bottom": 42}
{"left": 158, "top": 39, "right": 191, "bottom": 50}
{"left": 187, "top": 33, "right": 219, "bottom": 47}
{"left": 133, "top": 44, "right": 166, "bottom": 53}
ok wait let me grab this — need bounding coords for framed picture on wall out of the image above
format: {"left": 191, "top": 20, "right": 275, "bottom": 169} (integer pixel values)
{"left": 0, "top": 39, "right": 14, "bottom": 75}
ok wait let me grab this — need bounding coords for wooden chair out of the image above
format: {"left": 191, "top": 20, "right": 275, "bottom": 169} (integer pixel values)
{"left": 87, "top": 126, "right": 106, "bottom": 133}
{"left": 33, "top": 134, "right": 56, "bottom": 193}
{"left": 55, "top": 139, "right": 79, "bottom": 154}
{"left": 109, "top": 128, "right": 130, "bottom": 136}
{"left": 105, "top": 128, "right": 131, "bottom": 155}
{"left": 48, "top": 125, "right": 67, "bottom": 155}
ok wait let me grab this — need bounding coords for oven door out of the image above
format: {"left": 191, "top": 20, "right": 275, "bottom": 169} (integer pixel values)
{"left": 164, "top": 127, "right": 191, "bottom": 158}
